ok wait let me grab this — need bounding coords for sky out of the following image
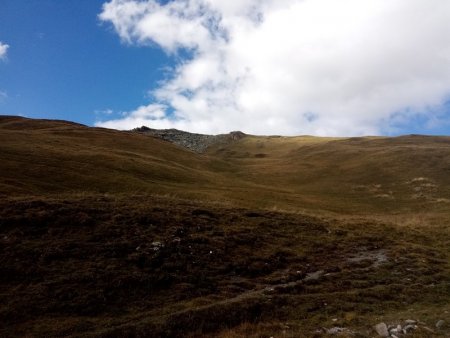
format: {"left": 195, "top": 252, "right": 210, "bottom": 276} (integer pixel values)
{"left": 1, "top": 0, "right": 450, "bottom": 136}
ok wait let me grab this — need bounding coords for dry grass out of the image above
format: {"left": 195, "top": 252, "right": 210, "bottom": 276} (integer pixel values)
{"left": 2, "top": 116, "right": 450, "bottom": 214}
{"left": 0, "top": 116, "right": 450, "bottom": 337}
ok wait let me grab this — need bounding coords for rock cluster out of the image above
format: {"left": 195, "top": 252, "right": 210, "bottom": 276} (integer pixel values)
{"left": 133, "top": 126, "right": 246, "bottom": 153}
{"left": 320, "top": 319, "right": 446, "bottom": 337}
{"left": 373, "top": 319, "right": 445, "bottom": 337}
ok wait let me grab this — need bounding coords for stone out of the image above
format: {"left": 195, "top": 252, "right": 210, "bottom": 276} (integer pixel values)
{"left": 403, "top": 324, "right": 417, "bottom": 332}
{"left": 304, "top": 270, "right": 324, "bottom": 281}
{"left": 374, "top": 323, "right": 389, "bottom": 337}
{"left": 133, "top": 127, "right": 246, "bottom": 153}
{"left": 404, "top": 319, "right": 416, "bottom": 325}
{"left": 421, "top": 326, "right": 435, "bottom": 334}
{"left": 151, "top": 241, "right": 164, "bottom": 251}
{"left": 389, "top": 327, "right": 400, "bottom": 335}
{"left": 327, "top": 327, "right": 346, "bottom": 335}
{"left": 436, "top": 320, "right": 446, "bottom": 329}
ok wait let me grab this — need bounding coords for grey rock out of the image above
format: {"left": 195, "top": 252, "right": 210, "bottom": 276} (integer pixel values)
{"left": 389, "top": 327, "right": 400, "bottom": 335}
{"left": 374, "top": 323, "right": 389, "bottom": 337}
{"left": 304, "top": 270, "right": 324, "bottom": 281}
{"left": 421, "top": 326, "right": 435, "bottom": 333}
{"left": 403, "top": 324, "right": 417, "bottom": 332}
{"left": 326, "top": 327, "right": 346, "bottom": 334}
{"left": 133, "top": 126, "right": 246, "bottom": 153}
{"left": 404, "top": 319, "right": 416, "bottom": 325}
{"left": 151, "top": 241, "right": 164, "bottom": 251}
{"left": 436, "top": 320, "right": 446, "bottom": 329}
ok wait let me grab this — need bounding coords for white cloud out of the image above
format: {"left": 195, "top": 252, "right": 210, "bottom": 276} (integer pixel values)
{"left": 0, "top": 91, "right": 7, "bottom": 101}
{"left": 97, "top": 104, "right": 172, "bottom": 129}
{"left": 98, "top": 0, "right": 450, "bottom": 135}
{"left": 0, "top": 42, "right": 9, "bottom": 60}
{"left": 95, "top": 108, "right": 114, "bottom": 116}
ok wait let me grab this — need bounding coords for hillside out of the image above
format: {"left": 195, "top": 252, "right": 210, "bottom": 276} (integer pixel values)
{"left": 0, "top": 116, "right": 450, "bottom": 337}
{"left": 2, "top": 116, "right": 450, "bottom": 214}
{"left": 0, "top": 116, "right": 235, "bottom": 197}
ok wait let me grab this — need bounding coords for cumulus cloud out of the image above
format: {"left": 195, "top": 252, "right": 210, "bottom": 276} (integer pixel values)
{"left": 0, "top": 42, "right": 9, "bottom": 60}
{"left": 98, "top": 104, "right": 172, "bottom": 129}
{"left": 97, "top": 0, "right": 450, "bottom": 135}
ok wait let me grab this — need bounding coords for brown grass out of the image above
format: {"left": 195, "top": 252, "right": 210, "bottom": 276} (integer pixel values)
{"left": 0, "top": 116, "right": 449, "bottom": 337}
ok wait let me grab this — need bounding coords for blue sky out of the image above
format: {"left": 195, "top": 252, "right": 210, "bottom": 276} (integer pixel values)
{"left": 1, "top": 0, "right": 450, "bottom": 136}
{"left": 0, "top": 0, "right": 169, "bottom": 125}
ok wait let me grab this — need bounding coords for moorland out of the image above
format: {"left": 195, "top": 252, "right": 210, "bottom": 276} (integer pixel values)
{"left": 0, "top": 115, "right": 449, "bottom": 337}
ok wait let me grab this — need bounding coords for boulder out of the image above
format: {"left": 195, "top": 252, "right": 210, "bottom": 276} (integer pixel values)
{"left": 374, "top": 323, "right": 389, "bottom": 337}
{"left": 436, "top": 320, "right": 446, "bottom": 329}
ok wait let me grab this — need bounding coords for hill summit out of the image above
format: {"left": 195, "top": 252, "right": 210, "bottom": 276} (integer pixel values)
{"left": 133, "top": 126, "right": 246, "bottom": 152}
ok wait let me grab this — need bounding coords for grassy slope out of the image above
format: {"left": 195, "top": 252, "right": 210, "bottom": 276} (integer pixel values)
{"left": 2, "top": 116, "right": 450, "bottom": 214}
{"left": 0, "top": 116, "right": 450, "bottom": 337}
{"left": 207, "top": 134, "right": 450, "bottom": 213}
{"left": 0, "top": 116, "right": 238, "bottom": 197}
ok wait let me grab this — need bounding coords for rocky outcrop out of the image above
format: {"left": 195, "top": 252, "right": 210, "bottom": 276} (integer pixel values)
{"left": 133, "top": 126, "right": 246, "bottom": 153}
{"left": 320, "top": 319, "right": 447, "bottom": 337}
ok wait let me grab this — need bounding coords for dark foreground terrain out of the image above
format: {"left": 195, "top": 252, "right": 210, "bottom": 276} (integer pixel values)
{"left": 0, "top": 116, "right": 449, "bottom": 337}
